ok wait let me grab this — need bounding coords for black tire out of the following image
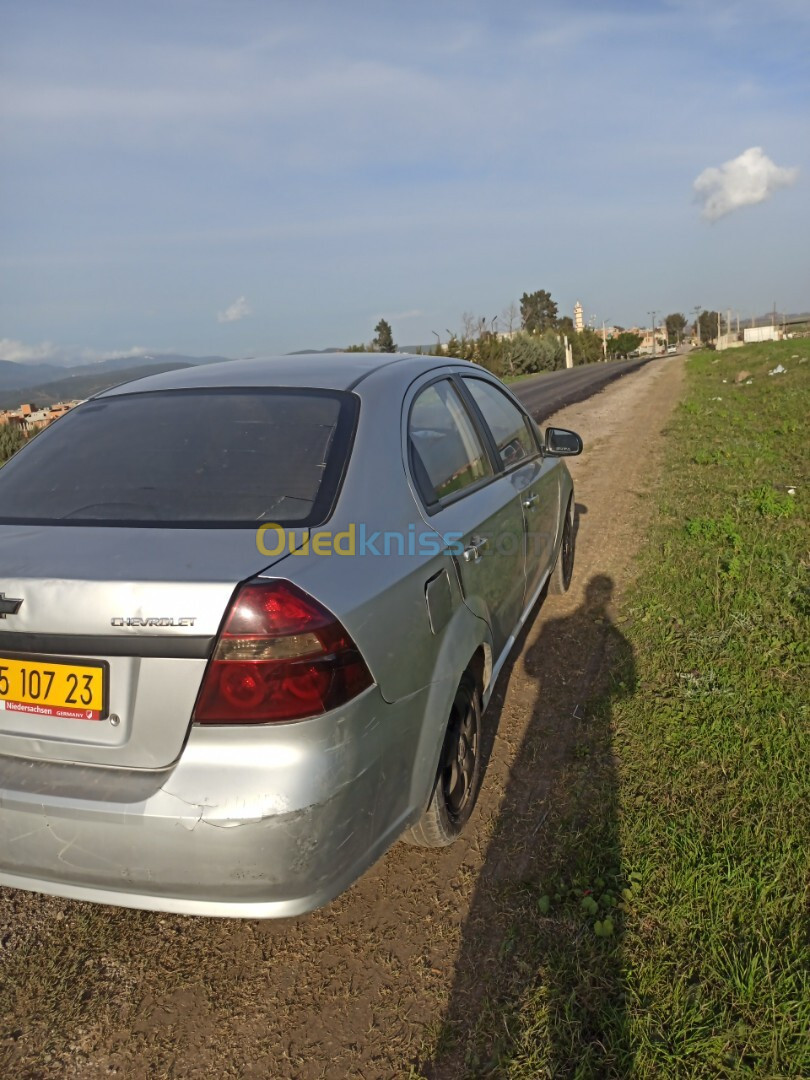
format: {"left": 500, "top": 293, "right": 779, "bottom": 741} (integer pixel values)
{"left": 549, "top": 498, "right": 575, "bottom": 595}
{"left": 403, "top": 672, "right": 483, "bottom": 848}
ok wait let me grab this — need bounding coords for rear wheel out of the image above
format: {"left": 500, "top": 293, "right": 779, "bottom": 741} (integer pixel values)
{"left": 404, "top": 672, "right": 483, "bottom": 848}
{"left": 549, "top": 498, "right": 575, "bottom": 595}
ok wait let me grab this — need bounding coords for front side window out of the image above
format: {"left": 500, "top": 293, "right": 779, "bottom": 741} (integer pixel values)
{"left": 409, "top": 380, "right": 493, "bottom": 503}
{"left": 463, "top": 378, "right": 536, "bottom": 467}
{"left": 0, "top": 388, "right": 356, "bottom": 527}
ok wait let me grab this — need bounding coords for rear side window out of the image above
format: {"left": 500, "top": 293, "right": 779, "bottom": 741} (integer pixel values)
{"left": 0, "top": 388, "right": 356, "bottom": 527}
{"left": 462, "top": 378, "right": 537, "bottom": 467}
{"left": 409, "top": 380, "right": 493, "bottom": 504}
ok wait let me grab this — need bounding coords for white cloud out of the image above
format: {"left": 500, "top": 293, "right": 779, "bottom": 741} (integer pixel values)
{"left": 217, "top": 296, "right": 252, "bottom": 323}
{"left": 693, "top": 147, "right": 799, "bottom": 221}
{"left": 0, "top": 338, "right": 57, "bottom": 363}
{"left": 0, "top": 339, "right": 152, "bottom": 366}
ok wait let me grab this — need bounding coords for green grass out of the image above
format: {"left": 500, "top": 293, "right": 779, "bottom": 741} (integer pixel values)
{"left": 610, "top": 341, "right": 808, "bottom": 1076}
{"left": 429, "top": 341, "right": 809, "bottom": 1077}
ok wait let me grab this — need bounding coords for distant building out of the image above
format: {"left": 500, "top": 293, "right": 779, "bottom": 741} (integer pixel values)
{"left": 0, "top": 399, "right": 83, "bottom": 432}
{"left": 743, "top": 325, "right": 782, "bottom": 344}
{"left": 637, "top": 327, "right": 664, "bottom": 354}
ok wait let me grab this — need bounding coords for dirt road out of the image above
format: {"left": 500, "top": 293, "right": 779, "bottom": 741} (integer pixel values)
{"left": 0, "top": 356, "right": 685, "bottom": 1079}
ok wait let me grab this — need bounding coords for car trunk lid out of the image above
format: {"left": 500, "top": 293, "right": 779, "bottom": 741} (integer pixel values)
{"left": 0, "top": 524, "right": 295, "bottom": 768}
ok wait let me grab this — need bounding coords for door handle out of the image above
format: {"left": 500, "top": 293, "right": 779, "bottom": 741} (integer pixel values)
{"left": 462, "top": 535, "right": 489, "bottom": 562}
{"left": 522, "top": 493, "right": 540, "bottom": 508}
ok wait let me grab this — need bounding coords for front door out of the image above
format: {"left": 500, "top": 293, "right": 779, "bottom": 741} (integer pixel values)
{"left": 459, "top": 375, "right": 561, "bottom": 604}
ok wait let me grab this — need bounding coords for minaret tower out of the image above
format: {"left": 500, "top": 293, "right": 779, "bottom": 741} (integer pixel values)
{"left": 574, "top": 300, "right": 584, "bottom": 334}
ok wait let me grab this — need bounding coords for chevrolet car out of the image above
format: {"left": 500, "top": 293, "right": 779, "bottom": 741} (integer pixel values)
{"left": 0, "top": 353, "right": 581, "bottom": 917}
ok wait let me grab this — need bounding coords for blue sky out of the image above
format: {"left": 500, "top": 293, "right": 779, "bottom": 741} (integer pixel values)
{"left": 1, "top": 0, "right": 808, "bottom": 361}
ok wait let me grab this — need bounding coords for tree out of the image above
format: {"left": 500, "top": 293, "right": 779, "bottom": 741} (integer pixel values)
{"left": 697, "top": 310, "right": 721, "bottom": 344}
{"left": 571, "top": 327, "right": 602, "bottom": 366}
{"left": 500, "top": 301, "right": 520, "bottom": 335}
{"left": 534, "top": 329, "right": 565, "bottom": 370}
{"left": 0, "top": 424, "right": 26, "bottom": 465}
{"left": 503, "top": 330, "right": 563, "bottom": 375}
{"left": 608, "top": 331, "right": 643, "bottom": 359}
{"left": 665, "top": 312, "right": 688, "bottom": 344}
{"left": 373, "top": 319, "right": 396, "bottom": 353}
{"left": 444, "top": 334, "right": 463, "bottom": 359}
{"left": 520, "top": 290, "right": 558, "bottom": 334}
{"left": 460, "top": 311, "right": 479, "bottom": 340}
{"left": 476, "top": 332, "right": 506, "bottom": 375}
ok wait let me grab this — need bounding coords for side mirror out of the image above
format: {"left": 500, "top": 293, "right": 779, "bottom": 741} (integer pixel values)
{"left": 544, "top": 427, "right": 583, "bottom": 456}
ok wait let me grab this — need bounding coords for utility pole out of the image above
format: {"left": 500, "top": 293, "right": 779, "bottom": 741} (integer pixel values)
{"left": 693, "top": 305, "right": 702, "bottom": 346}
{"left": 648, "top": 310, "right": 658, "bottom": 356}
{"left": 431, "top": 331, "right": 441, "bottom": 354}
{"left": 602, "top": 320, "right": 608, "bottom": 361}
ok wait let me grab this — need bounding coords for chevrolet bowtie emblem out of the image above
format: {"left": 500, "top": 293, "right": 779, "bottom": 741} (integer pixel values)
{"left": 0, "top": 593, "right": 23, "bottom": 618}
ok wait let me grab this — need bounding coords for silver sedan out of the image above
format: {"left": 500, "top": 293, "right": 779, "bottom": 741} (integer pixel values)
{"left": 0, "top": 353, "right": 581, "bottom": 917}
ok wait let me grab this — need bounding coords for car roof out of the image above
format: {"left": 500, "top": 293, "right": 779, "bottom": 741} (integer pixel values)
{"left": 97, "top": 352, "right": 450, "bottom": 397}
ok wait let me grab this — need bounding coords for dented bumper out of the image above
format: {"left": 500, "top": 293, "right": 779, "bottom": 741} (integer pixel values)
{"left": 0, "top": 685, "right": 427, "bottom": 918}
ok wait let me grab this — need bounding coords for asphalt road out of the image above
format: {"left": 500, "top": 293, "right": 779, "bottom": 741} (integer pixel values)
{"left": 511, "top": 355, "right": 656, "bottom": 423}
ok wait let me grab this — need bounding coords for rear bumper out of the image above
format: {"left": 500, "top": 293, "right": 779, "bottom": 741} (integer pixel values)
{"left": 0, "top": 685, "right": 428, "bottom": 918}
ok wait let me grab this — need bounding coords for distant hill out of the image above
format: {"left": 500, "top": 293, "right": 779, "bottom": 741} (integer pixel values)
{"left": 67, "top": 353, "right": 231, "bottom": 376}
{"left": 287, "top": 345, "right": 432, "bottom": 355}
{"left": 0, "top": 359, "right": 63, "bottom": 390}
{"left": 0, "top": 352, "right": 232, "bottom": 398}
{"left": 286, "top": 348, "right": 345, "bottom": 355}
{"left": 749, "top": 311, "right": 810, "bottom": 327}
{"left": 0, "top": 361, "right": 195, "bottom": 411}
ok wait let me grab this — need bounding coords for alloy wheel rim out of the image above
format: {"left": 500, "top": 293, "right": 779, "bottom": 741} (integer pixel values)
{"left": 443, "top": 697, "right": 478, "bottom": 819}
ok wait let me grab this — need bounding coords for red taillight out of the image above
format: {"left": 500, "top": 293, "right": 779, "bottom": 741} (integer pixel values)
{"left": 193, "top": 580, "right": 373, "bottom": 724}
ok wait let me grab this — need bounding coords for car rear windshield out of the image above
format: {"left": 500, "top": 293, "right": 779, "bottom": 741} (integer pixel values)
{"left": 0, "top": 388, "right": 357, "bottom": 527}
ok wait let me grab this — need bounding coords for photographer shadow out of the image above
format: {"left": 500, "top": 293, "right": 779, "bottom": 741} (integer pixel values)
{"left": 425, "top": 567, "right": 636, "bottom": 1077}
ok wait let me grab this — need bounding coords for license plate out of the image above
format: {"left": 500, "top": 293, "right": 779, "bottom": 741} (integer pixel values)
{"left": 0, "top": 653, "right": 108, "bottom": 721}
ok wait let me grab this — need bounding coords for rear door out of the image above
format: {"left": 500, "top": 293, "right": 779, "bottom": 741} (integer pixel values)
{"left": 406, "top": 377, "right": 525, "bottom": 659}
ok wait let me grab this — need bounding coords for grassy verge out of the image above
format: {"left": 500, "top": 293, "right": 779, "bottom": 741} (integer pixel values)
{"left": 610, "top": 341, "right": 808, "bottom": 1075}
{"left": 431, "top": 341, "right": 808, "bottom": 1077}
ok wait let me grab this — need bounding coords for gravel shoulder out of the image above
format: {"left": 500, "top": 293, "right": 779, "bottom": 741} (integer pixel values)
{"left": 0, "top": 357, "right": 685, "bottom": 1080}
